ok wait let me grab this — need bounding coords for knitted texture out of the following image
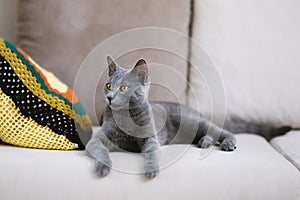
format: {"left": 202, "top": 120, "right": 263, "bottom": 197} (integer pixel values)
{"left": 0, "top": 38, "right": 92, "bottom": 150}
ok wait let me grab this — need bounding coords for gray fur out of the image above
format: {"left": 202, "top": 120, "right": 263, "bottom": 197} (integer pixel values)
{"left": 223, "top": 119, "right": 292, "bottom": 141}
{"left": 86, "top": 56, "right": 238, "bottom": 178}
{"left": 86, "top": 56, "right": 291, "bottom": 178}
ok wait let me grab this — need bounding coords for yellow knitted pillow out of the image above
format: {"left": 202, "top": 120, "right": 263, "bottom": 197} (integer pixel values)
{"left": 0, "top": 38, "right": 92, "bottom": 150}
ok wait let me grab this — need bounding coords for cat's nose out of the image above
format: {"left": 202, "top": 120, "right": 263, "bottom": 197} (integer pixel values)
{"left": 107, "top": 96, "right": 112, "bottom": 104}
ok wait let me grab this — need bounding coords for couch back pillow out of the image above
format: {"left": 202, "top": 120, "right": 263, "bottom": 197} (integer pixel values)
{"left": 17, "top": 0, "right": 190, "bottom": 124}
{"left": 188, "top": 0, "right": 300, "bottom": 127}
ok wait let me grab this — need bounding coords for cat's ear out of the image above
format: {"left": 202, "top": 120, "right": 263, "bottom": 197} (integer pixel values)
{"left": 107, "top": 55, "right": 118, "bottom": 77}
{"left": 132, "top": 59, "right": 148, "bottom": 85}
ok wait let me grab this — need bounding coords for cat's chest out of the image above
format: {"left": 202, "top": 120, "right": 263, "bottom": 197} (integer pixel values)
{"left": 102, "top": 118, "right": 125, "bottom": 134}
{"left": 103, "top": 116, "right": 137, "bottom": 136}
{"left": 102, "top": 120, "right": 143, "bottom": 152}
{"left": 104, "top": 109, "right": 155, "bottom": 137}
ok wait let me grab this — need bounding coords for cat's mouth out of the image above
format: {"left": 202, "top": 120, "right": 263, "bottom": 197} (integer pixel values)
{"left": 107, "top": 101, "right": 126, "bottom": 110}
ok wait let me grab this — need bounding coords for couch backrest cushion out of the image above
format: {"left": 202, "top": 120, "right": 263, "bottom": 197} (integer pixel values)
{"left": 0, "top": 0, "right": 17, "bottom": 42}
{"left": 188, "top": 0, "right": 300, "bottom": 127}
{"left": 17, "top": 0, "right": 190, "bottom": 124}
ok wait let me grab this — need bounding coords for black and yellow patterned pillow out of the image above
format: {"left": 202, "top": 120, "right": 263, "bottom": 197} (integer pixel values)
{"left": 0, "top": 38, "right": 92, "bottom": 150}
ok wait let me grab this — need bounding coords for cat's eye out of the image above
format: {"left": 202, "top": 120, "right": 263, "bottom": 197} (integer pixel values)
{"left": 120, "top": 86, "right": 129, "bottom": 92}
{"left": 106, "top": 83, "right": 112, "bottom": 90}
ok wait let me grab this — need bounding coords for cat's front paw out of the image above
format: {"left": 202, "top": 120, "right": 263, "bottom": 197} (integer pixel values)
{"left": 146, "top": 171, "right": 159, "bottom": 178}
{"left": 144, "top": 164, "right": 159, "bottom": 178}
{"left": 96, "top": 160, "right": 111, "bottom": 177}
{"left": 145, "top": 169, "right": 159, "bottom": 178}
{"left": 221, "top": 139, "right": 237, "bottom": 151}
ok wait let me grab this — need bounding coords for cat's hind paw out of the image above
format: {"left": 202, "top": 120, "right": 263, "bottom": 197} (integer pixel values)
{"left": 221, "top": 140, "right": 237, "bottom": 151}
{"left": 198, "top": 135, "right": 214, "bottom": 149}
{"left": 96, "top": 160, "right": 111, "bottom": 177}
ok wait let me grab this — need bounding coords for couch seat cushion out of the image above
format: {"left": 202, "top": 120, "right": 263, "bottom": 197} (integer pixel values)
{"left": 271, "top": 131, "right": 300, "bottom": 171}
{"left": 0, "top": 134, "right": 299, "bottom": 200}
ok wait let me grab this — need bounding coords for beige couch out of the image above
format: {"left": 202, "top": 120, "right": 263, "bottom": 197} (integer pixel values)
{"left": 0, "top": 0, "right": 300, "bottom": 200}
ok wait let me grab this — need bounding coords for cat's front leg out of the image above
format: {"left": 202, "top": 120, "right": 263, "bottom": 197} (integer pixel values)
{"left": 142, "top": 137, "right": 161, "bottom": 178}
{"left": 86, "top": 128, "right": 113, "bottom": 177}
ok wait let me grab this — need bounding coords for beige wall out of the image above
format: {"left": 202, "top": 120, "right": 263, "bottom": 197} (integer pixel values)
{"left": 0, "top": 0, "right": 18, "bottom": 42}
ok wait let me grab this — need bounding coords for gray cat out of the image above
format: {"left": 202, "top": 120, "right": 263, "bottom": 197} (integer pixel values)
{"left": 86, "top": 56, "right": 291, "bottom": 178}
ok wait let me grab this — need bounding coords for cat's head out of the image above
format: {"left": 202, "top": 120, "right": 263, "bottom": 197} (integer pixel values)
{"left": 104, "top": 55, "right": 150, "bottom": 110}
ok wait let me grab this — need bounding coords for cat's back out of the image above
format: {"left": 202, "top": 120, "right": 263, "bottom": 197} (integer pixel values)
{"left": 150, "top": 101, "right": 201, "bottom": 119}
{"left": 149, "top": 101, "right": 203, "bottom": 145}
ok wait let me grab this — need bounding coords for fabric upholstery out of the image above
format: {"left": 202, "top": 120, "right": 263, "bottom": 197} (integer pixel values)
{"left": 0, "top": 38, "right": 92, "bottom": 150}
{"left": 0, "top": 0, "right": 17, "bottom": 42}
{"left": 0, "top": 133, "right": 299, "bottom": 200}
{"left": 17, "top": 0, "right": 190, "bottom": 124}
{"left": 188, "top": 0, "right": 300, "bottom": 127}
{"left": 271, "top": 131, "right": 300, "bottom": 171}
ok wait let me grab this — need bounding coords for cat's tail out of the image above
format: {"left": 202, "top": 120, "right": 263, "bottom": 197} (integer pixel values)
{"left": 223, "top": 119, "right": 292, "bottom": 141}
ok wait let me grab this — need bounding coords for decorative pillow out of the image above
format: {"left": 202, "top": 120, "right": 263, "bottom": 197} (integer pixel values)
{"left": 0, "top": 38, "right": 92, "bottom": 150}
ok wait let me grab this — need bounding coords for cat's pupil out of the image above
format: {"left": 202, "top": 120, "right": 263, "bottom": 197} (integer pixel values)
{"left": 120, "top": 86, "right": 128, "bottom": 92}
{"left": 106, "top": 83, "right": 112, "bottom": 90}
